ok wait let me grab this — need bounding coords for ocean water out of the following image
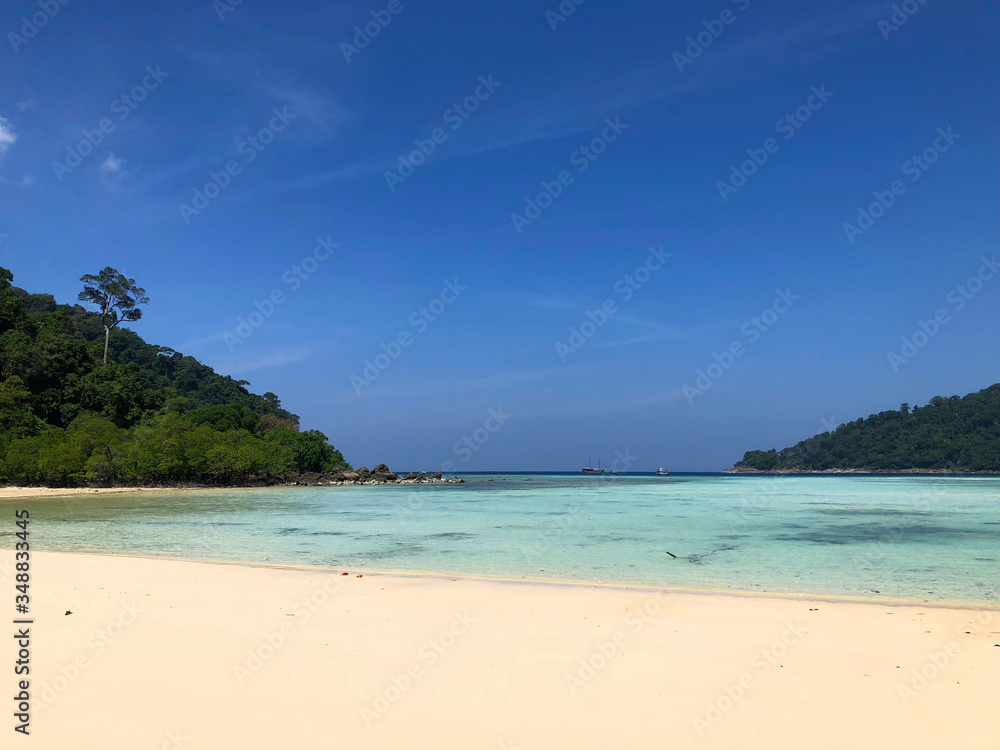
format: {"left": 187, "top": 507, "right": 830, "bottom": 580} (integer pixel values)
{"left": 4, "top": 474, "right": 999, "bottom": 604}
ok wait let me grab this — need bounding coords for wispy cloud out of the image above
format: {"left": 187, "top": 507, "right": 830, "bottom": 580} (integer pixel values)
{"left": 100, "top": 153, "right": 123, "bottom": 173}
{"left": 589, "top": 315, "right": 698, "bottom": 350}
{"left": 501, "top": 290, "right": 578, "bottom": 311}
{"left": 231, "top": 160, "right": 377, "bottom": 200}
{"left": 255, "top": 82, "right": 349, "bottom": 134}
{"left": 335, "top": 363, "right": 600, "bottom": 403}
{"left": 171, "top": 2, "right": 892, "bottom": 208}
{"left": 0, "top": 175, "right": 34, "bottom": 187}
{"left": 702, "top": 1, "right": 894, "bottom": 73}
{"left": 224, "top": 344, "right": 313, "bottom": 375}
{"left": 531, "top": 386, "right": 692, "bottom": 418}
{"left": 16, "top": 99, "right": 34, "bottom": 111}
{"left": 173, "top": 43, "right": 352, "bottom": 139}
{"left": 98, "top": 153, "right": 127, "bottom": 189}
{"left": 0, "top": 117, "right": 16, "bottom": 158}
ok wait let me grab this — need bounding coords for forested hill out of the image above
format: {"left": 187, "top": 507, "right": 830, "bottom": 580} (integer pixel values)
{"left": 0, "top": 266, "right": 349, "bottom": 485}
{"left": 733, "top": 384, "right": 1000, "bottom": 473}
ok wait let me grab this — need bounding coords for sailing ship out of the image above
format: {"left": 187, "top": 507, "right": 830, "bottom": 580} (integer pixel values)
{"left": 581, "top": 457, "right": 604, "bottom": 474}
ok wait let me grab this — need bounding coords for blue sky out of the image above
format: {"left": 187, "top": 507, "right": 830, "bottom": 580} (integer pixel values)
{"left": 1, "top": 0, "right": 997, "bottom": 471}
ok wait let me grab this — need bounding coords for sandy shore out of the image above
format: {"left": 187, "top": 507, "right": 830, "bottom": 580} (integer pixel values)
{"left": 3, "top": 551, "right": 998, "bottom": 749}
{"left": 0, "top": 486, "right": 192, "bottom": 499}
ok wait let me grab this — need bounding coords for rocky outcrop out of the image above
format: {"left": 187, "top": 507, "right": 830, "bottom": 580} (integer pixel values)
{"left": 370, "top": 464, "right": 399, "bottom": 483}
{"left": 286, "top": 465, "right": 463, "bottom": 486}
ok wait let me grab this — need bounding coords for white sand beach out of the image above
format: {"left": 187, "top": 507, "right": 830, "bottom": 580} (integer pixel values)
{"left": 4, "top": 550, "right": 998, "bottom": 749}
{"left": 0, "top": 486, "right": 189, "bottom": 500}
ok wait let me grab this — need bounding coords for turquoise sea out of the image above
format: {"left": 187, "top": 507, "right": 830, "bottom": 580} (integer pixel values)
{"left": 5, "top": 474, "right": 999, "bottom": 605}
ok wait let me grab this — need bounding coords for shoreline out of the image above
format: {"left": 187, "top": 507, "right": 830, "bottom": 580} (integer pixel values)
{"left": 0, "top": 485, "right": 295, "bottom": 500}
{"left": 5, "top": 470, "right": 1000, "bottom": 500}
{"left": 724, "top": 467, "right": 1000, "bottom": 475}
{"left": 0, "top": 468, "right": 463, "bottom": 499}
{"left": 5, "top": 470, "right": 1000, "bottom": 499}
{"left": 7, "top": 550, "right": 999, "bottom": 749}
{"left": 19, "top": 549, "right": 1000, "bottom": 611}
{"left": 0, "top": 485, "right": 202, "bottom": 499}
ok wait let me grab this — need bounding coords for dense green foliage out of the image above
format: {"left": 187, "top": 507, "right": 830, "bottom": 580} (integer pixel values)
{"left": 737, "top": 386, "right": 1000, "bottom": 472}
{"left": 78, "top": 266, "right": 149, "bottom": 364}
{"left": 0, "top": 267, "right": 349, "bottom": 485}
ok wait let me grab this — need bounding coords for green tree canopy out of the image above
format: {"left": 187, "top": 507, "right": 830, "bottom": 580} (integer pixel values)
{"left": 0, "top": 266, "right": 351, "bottom": 486}
{"left": 734, "top": 385, "right": 1000, "bottom": 472}
{"left": 78, "top": 267, "right": 150, "bottom": 364}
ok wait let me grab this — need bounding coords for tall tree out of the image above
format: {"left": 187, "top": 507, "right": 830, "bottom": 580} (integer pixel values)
{"left": 78, "top": 267, "right": 149, "bottom": 364}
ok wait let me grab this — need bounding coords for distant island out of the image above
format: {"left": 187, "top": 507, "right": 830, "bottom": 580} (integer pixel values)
{"left": 0, "top": 266, "right": 450, "bottom": 488}
{"left": 730, "top": 384, "right": 1000, "bottom": 473}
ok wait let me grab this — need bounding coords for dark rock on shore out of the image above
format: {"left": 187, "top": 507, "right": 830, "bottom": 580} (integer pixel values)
{"left": 286, "top": 465, "right": 463, "bottom": 486}
{"left": 14, "top": 465, "right": 465, "bottom": 491}
{"left": 371, "top": 464, "right": 399, "bottom": 482}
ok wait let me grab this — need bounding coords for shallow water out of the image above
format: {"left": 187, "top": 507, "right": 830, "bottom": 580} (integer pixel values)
{"left": 4, "top": 474, "right": 998, "bottom": 604}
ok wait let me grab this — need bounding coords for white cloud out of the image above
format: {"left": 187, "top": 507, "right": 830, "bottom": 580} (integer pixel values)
{"left": 21, "top": 175, "right": 35, "bottom": 186}
{"left": 226, "top": 345, "right": 313, "bottom": 375}
{"left": 100, "top": 153, "right": 123, "bottom": 173}
{"left": 0, "top": 117, "right": 16, "bottom": 158}
{"left": 17, "top": 99, "right": 34, "bottom": 111}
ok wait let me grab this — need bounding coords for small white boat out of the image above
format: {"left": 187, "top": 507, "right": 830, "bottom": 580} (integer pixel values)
{"left": 656, "top": 467, "right": 669, "bottom": 475}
